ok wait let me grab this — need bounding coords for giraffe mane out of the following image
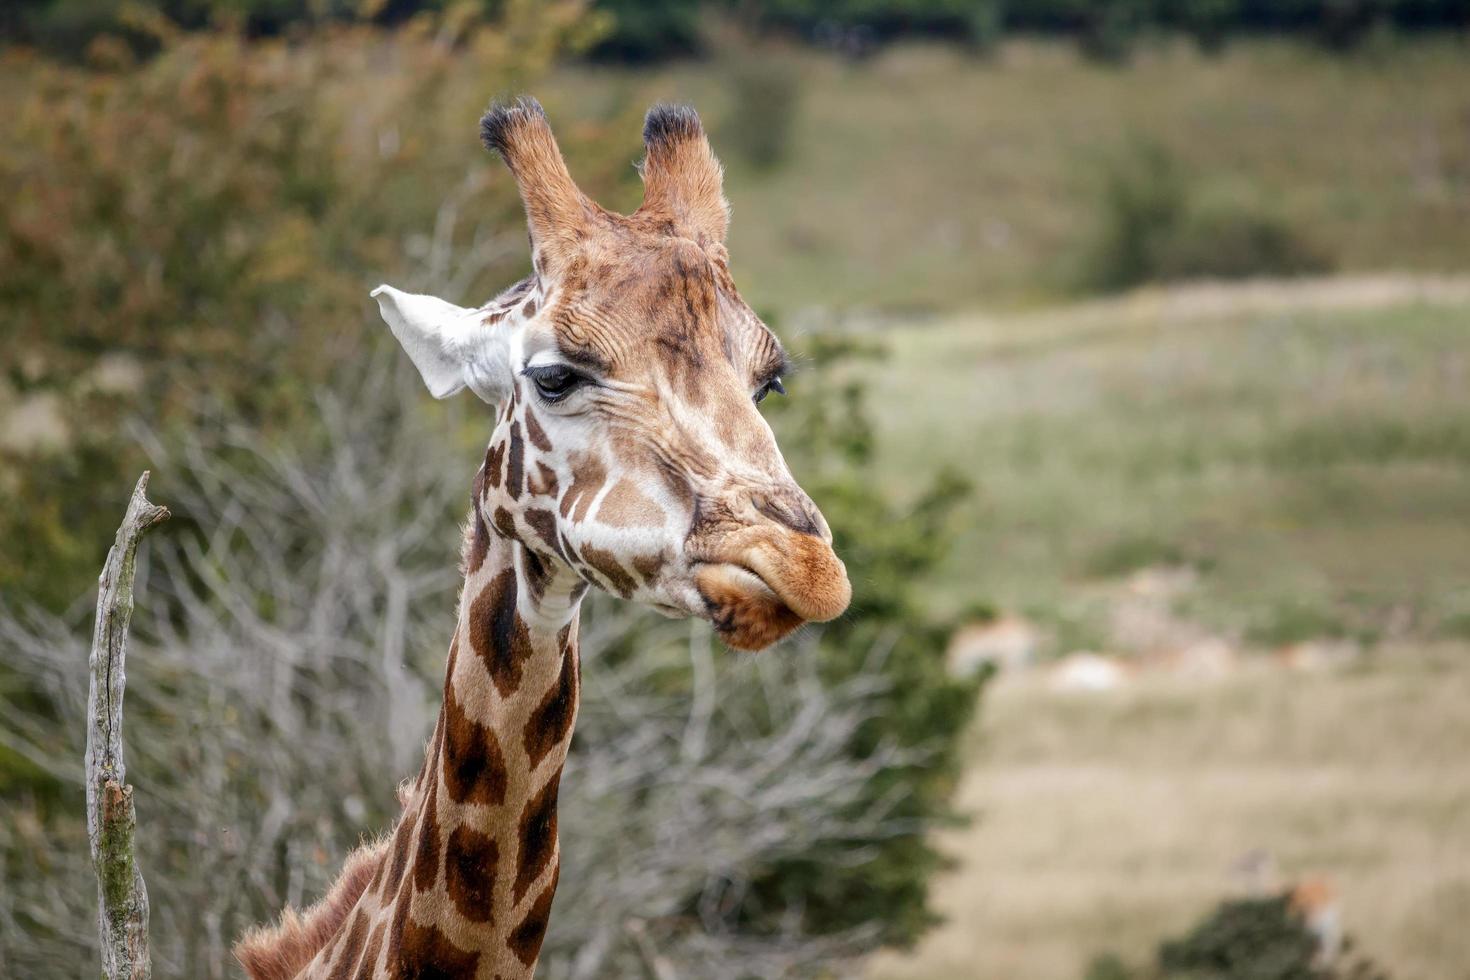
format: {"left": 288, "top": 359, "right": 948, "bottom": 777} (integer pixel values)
{"left": 233, "top": 836, "right": 388, "bottom": 980}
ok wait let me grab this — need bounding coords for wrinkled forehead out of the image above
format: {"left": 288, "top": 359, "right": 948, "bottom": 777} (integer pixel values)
{"left": 533, "top": 235, "right": 785, "bottom": 389}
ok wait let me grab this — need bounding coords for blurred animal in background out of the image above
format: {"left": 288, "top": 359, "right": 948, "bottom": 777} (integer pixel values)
{"left": 946, "top": 613, "right": 1040, "bottom": 678}
{"left": 236, "top": 98, "right": 851, "bottom": 980}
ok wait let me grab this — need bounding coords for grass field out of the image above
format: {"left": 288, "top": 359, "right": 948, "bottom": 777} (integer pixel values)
{"left": 858, "top": 276, "right": 1470, "bottom": 651}
{"left": 549, "top": 39, "right": 1470, "bottom": 313}
{"left": 866, "top": 644, "right": 1470, "bottom": 980}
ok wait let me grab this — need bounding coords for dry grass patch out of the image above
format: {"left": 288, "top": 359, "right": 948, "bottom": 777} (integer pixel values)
{"left": 867, "top": 647, "right": 1470, "bottom": 980}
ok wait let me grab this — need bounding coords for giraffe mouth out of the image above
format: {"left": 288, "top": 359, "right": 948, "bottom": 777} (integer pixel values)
{"left": 694, "top": 562, "right": 805, "bottom": 651}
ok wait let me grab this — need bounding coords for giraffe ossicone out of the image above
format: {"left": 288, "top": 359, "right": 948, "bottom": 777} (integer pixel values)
{"left": 237, "top": 97, "right": 850, "bottom": 980}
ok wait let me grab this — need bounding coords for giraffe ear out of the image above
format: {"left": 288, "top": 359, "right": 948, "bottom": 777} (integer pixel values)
{"left": 480, "top": 98, "right": 592, "bottom": 276}
{"left": 637, "top": 104, "right": 728, "bottom": 244}
{"left": 372, "top": 285, "right": 513, "bottom": 404}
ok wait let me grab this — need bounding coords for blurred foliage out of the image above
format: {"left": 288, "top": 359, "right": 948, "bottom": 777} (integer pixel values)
{"left": 1085, "top": 892, "right": 1392, "bottom": 980}
{"left": 1077, "top": 140, "right": 1331, "bottom": 293}
{"left": 759, "top": 331, "right": 981, "bottom": 943}
{"left": 0, "top": 3, "right": 619, "bottom": 609}
{"left": 719, "top": 54, "right": 802, "bottom": 171}
{"left": 1160, "top": 895, "right": 1330, "bottom": 980}
{"left": 584, "top": 0, "right": 705, "bottom": 60}
{"left": 4, "top": 0, "right": 1468, "bottom": 62}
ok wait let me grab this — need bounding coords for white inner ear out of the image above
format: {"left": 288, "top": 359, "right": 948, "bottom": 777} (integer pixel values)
{"left": 372, "top": 285, "right": 513, "bottom": 403}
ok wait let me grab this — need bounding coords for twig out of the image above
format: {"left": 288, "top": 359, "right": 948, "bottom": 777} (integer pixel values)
{"left": 85, "top": 471, "right": 169, "bottom": 980}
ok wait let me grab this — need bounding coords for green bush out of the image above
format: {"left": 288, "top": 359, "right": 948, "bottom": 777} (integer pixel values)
{"left": 1078, "top": 140, "right": 1331, "bottom": 293}
{"left": 1156, "top": 185, "right": 1332, "bottom": 282}
{"left": 586, "top": 0, "right": 706, "bottom": 60}
{"left": 1160, "top": 895, "right": 1327, "bottom": 980}
{"left": 1086, "top": 891, "right": 1392, "bottom": 980}
{"left": 720, "top": 55, "right": 802, "bottom": 171}
{"left": 760, "top": 331, "right": 982, "bottom": 943}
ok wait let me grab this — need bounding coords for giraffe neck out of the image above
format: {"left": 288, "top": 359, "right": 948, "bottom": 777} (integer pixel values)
{"left": 309, "top": 512, "right": 585, "bottom": 979}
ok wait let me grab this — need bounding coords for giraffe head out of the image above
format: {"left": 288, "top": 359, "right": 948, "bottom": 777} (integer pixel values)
{"left": 374, "top": 99, "right": 849, "bottom": 650}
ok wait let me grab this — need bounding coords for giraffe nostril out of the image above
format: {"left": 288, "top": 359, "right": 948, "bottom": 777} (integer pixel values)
{"left": 751, "top": 491, "right": 822, "bottom": 537}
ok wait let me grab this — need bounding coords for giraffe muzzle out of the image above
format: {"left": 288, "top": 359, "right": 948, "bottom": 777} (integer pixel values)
{"left": 693, "top": 527, "right": 851, "bottom": 650}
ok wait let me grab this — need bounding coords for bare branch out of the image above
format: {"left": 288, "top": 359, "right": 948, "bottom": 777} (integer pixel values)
{"left": 85, "top": 471, "right": 168, "bottom": 980}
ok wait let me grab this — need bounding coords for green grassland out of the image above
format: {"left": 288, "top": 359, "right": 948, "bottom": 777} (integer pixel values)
{"left": 547, "top": 39, "right": 1470, "bottom": 313}
{"left": 861, "top": 279, "right": 1470, "bottom": 647}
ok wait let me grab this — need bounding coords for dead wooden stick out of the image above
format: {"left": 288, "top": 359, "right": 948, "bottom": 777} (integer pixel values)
{"left": 85, "top": 471, "right": 169, "bottom": 980}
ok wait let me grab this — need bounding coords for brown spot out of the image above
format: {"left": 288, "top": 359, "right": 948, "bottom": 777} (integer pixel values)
{"left": 524, "top": 409, "right": 553, "bottom": 452}
{"left": 483, "top": 309, "right": 505, "bottom": 325}
{"left": 466, "top": 501, "right": 490, "bottom": 575}
{"left": 507, "top": 425, "right": 526, "bottom": 499}
{"left": 485, "top": 441, "right": 506, "bottom": 490}
{"left": 353, "top": 921, "right": 386, "bottom": 979}
{"left": 319, "top": 924, "right": 346, "bottom": 973}
{"left": 524, "top": 508, "right": 563, "bottom": 560}
{"left": 444, "top": 825, "right": 499, "bottom": 924}
{"left": 513, "top": 772, "right": 561, "bottom": 905}
{"left": 521, "top": 547, "right": 554, "bottom": 600}
{"left": 523, "top": 651, "right": 578, "bottom": 769}
{"left": 522, "top": 297, "right": 538, "bottom": 318}
{"left": 411, "top": 777, "right": 440, "bottom": 893}
{"left": 632, "top": 551, "right": 667, "bottom": 585}
{"left": 492, "top": 506, "right": 517, "bottom": 541}
{"left": 530, "top": 461, "right": 559, "bottom": 498}
{"left": 580, "top": 544, "right": 637, "bottom": 598}
{"left": 384, "top": 878, "right": 410, "bottom": 974}
{"left": 559, "top": 532, "right": 580, "bottom": 564}
{"left": 468, "top": 570, "right": 531, "bottom": 697}
{"left": 327, "top": 909, "right": 370, "bottom": 980}
{"left": 380, "top": 805, "right": 417, "bottom": 900}
{"left": 387, "top": 916, "right": 479, "bottom": 980}
{"left": 560, "top": 453, "right": 607, "bottom": 522}
{"left": 442, "top": 681, "right": 508, "bottom": 807}
{"left": 507, "top": 868, "right": 560, "bottom": 967}
{"left": 595, "top": 478, "right": 665, "bottom": 528}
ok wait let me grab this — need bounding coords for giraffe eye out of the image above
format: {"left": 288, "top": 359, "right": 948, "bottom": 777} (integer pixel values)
{"left": 754, "top": 376, "right": 785, "bottom": 404}
{"left": 525, "top": 364, "right": 585, "bottom": 403}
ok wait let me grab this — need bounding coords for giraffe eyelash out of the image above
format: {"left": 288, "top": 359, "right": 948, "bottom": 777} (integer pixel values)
{"left": 523, "top": 363, "right": 591, "bottom": 403}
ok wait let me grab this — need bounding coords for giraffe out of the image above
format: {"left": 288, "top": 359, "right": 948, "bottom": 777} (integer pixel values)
{"left": 234, "top": 98, "right": 851, "bottom": 980}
